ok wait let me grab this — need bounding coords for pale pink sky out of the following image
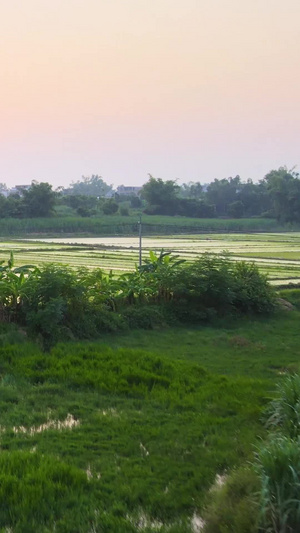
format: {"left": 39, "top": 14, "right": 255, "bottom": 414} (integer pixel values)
{"left": 1, "top": 0, "right": 299, "bottom": 188}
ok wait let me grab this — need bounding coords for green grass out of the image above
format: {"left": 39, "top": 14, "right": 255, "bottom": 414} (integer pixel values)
{"left": 95, "top": 310, "right": 300, "bottom": 380}
{"left": 237, "top": 251, "right": 300, "bottom": 260}
{"left": 0, "top": 340, "right": 269, "bottom": 532}
{"left": 278, "top": 288, "right": 300, "bottom": 309}
{"left": 0, "top": 215, "right": 291, "bottom": 237}
{"left": 0, "top": 290, "right": 299, "bottom": 530}
{"left": 0, "top": 228, "right": 299, "bottom": 531}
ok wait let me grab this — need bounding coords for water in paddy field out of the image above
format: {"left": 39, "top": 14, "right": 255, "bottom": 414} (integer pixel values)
{"left": 15, "top": 234, "right": 300, "bottom": 287}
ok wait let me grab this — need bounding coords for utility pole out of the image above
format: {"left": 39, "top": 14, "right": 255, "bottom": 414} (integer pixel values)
{"left": 138, "top": 214, "right": 142, "bottom": 267}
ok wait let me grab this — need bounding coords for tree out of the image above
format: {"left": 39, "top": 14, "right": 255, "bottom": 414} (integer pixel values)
{"left": 130, "top": 196, "right": 142, "bottom": 208}
{"left": 23, "top": 182, "right": 56, "bottom": 217}
{"left": 227, "top": 200, "right": 244, "bottom": 218}
{"left": 102, "top": 199, "right": 118, "bottom": 215}
{"left": 141, "top": 175, "right": 179, "bottom": 215}
{"left": 180, "top": 182, "right": 203, "bottom": 200}
{"left": 263, "top": 167, "right": 300, "bottom": 223}
{"left": 62, "top": 194, "right": 99, "bottom": 217}
{"left": 206, "top": 176, "right": 241, "bottom": 216}
{"left": 68, "top": 175, "right": 112, "bottom": 197}
{"left": 237, "top": 179, "right": 270, "bottom": 217}
{"left": 3, "top": 194, "right": 24, "bottom": 218}
{"left": 178, "top": 198, "right": 216, "bottom": 218}
{"left": 0, "top": 183, "right": 8, "bottom": 195}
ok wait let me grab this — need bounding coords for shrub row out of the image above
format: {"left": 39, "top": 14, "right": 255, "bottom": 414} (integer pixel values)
{"left": 0, "top": 252, "right": 275, "bottom": 349}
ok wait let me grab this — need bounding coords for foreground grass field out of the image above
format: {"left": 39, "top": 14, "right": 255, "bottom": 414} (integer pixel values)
{"left": 0, "top": 231, "right": 298, "bottom": 530}
{"left": 102, "top": 310, "right": 300, "bottom": 380}
{"left": 0, "top": 299, "right": 299, "bottom": 531}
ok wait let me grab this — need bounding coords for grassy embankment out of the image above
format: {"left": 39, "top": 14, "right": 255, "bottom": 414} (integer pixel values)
{"left": 0, "top": 293, "right": 299, "bottom": 531}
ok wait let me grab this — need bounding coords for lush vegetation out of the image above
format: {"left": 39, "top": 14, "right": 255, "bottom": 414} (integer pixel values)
{"left": 0, "top": 214, "right": 286, "bottom": 237}
{"left": 0, "top": 251, "right": 275, "bottom": 350}
{"left": 0, "top": 297, "right": 299, "bottom": 530}
{"left": 0, "top": 338, "right": 269, "bottom": 532}
{"left": 203, "top": 372, "right": 300, "bottom": 533}
{"left": 0, "top": 182, "right": 56, "bottom": 218}
{"left": 1, "top": 166, "right": 300, "bottom": 225}
{"left": 0, "top": 241, "right": 298, "bottom": 530}
{"left": 141, "top": 167, "right": 300, "bottom": 222}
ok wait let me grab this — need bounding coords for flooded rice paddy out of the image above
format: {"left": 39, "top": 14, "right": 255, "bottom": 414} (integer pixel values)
{"left": 1, "top": 232, "right": 300, "bottom": 286}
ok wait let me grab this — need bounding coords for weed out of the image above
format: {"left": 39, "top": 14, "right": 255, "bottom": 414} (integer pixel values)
{"left": 203, "top": 467, "right": 260, "bottom": 533}
{"left": 265, "top": 374, "right": 300, "bottom": 438}
{"left": 254, "top": 436, "right": 300, "bottom": 533}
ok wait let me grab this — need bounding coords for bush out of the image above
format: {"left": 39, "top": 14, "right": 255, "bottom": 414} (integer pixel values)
{"left": 22, "top": 266, "right": 127, "bottom": 348}
{"left": 165, "top": 255, "right": 275, "bottom": 321}
{"left": 22, "top": 266, "right": 86, "bottom": 349}
{"left": 26, "top": 297, "right": 70, "bottom": 351}
{"left": 232, "top": 261, "right": 275, "bottom": 314}
{"left": 0, "top": 253, "right": 276, "bottom": 347}
{"left": 119, "top": 206, "right": 129, "bottom": 216}
{"left": 130, "top": 196, "right": 142, "bottom": 208}
{"left": 92, "top": 306, "right": 127, "bottom": 334}
{"left": 102, "top": 200, "right": 118, "bottom": 215}
{"left": 122, "top": 305, "right": 165, "bottom": 329}
{"left": 203, "top": 468, "right": 260, "bottom": 533}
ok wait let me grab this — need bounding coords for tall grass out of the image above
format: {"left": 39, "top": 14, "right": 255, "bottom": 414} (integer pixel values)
{"left": 265, "top": 374, "right": 300, "bottom": 438}
{"left": 0, "top": 451, "right": 105, "bottom": 532}
{"left": 204, "top": 372, "right": 300, "bottom": 533}
{"left": 255, "top": 436, "right": 300, "bottom": 533}
{"left": 0, "top": 215, "right": 288, "bottom": 236}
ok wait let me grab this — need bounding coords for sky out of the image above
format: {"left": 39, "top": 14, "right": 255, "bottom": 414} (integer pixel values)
{"left": 1, "top": 0, "right": 300, "bottom": 189}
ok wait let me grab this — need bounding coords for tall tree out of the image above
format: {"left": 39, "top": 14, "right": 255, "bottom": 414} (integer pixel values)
{"left": 141, "top": 176, "right": 179, "bottom": 215}
{"left": 23, "top": 182, "right": 56, "bottom": 217}
{"left": 263, "top": 167, "right": 300, "bottom": 222}
{"left": 206, "top": 176, "right": 241, "bottom": 216}
{"left": 179, "top": 182, "right": 203, "bottom": 199}
{"left": 68, "top": 175, "right": 112, "bottom": 197}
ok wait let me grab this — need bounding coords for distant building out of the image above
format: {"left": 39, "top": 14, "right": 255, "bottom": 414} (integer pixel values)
{"left": 116, "top": 185, "right": 142, "bottom": 197}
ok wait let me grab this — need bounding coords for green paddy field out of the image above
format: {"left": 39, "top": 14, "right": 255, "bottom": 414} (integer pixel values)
{"left": 1, "top": 231, "right": 300, "bottom": 286}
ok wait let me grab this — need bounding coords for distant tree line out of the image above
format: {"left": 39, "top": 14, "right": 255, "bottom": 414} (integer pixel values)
{"left": 0, "top": 167, "right": 300, "bottom": 223}
{"left": 0, "top": 182, "right": 56, "bottom": 218}
{"left": 141, "top": 167, "right": 300, "bottom": 222}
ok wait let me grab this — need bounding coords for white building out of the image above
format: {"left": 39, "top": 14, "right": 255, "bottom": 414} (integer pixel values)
{"left": 116, "top": 185, "right": 142, "bottom": 197}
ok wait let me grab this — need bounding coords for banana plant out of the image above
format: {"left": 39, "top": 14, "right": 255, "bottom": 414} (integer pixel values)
{"left": 77, "top": 267, "right": 120, "bottom": 311}
{"left": 138, "top": 250, "right": 185, "bottom": 303}
{"left": 138, "top": 249, "right": 185, "bottom": 273}
{"left": 113, "top": 270, "right": 149, "bottom": 306}
{"left": 0, "top": 252, "right": 38, "bottom": 322}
